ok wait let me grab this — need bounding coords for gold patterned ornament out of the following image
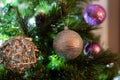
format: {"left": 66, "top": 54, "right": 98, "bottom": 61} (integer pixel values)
{"left": 0, "top": 36, "right": 39, "bottom": 73}
{"left": 53, "top": 28, "right": 83, "bottom": 60}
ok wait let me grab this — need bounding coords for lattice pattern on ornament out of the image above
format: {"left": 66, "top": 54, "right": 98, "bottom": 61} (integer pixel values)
{"left": 0, "top": 36, "right": 39, "bottom": 73}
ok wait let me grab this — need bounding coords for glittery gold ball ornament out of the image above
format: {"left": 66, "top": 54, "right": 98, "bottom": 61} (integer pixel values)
{"left": 0, "top": 36, "right": 39, "bottom": 73}
{"left": 53, "top": 29, "right": 83, "bottom": 60}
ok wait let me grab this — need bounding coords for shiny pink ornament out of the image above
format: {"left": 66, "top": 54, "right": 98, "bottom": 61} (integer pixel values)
{"left": 84, "top": 4, "right": 106, "bottom": 26}
{"left": 84, "top": 42, "right": 101, "bottom": 58}
{"left": 91, "top": 43, "right": 101, "bottom": 54}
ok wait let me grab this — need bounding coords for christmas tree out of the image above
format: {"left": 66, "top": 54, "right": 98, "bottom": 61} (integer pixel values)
{"left": 0, "top": 0, "right": 120, "bottom": 80}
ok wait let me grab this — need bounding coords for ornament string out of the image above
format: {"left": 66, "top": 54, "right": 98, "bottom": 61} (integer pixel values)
{"left": 64, "top": 15, "right": 70, "bottom": 30}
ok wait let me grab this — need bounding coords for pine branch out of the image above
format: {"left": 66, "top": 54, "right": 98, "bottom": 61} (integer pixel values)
{"left": 14, "top": 6, "right": 30, "bottom": 37}
{"left": 0, "top": 0, "right": 120, "bottom": 80}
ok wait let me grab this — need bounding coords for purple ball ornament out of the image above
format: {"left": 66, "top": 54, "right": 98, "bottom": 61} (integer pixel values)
{"left": 84, "top": 42, "right": 101, "bottom": 58}
{"left": 83, "top": 4, "right": 106, "bottom": 26}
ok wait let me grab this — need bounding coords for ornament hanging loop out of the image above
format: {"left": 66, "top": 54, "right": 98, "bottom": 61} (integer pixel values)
{"left": 64, "top": 26, "right": 68, "bottom": 30}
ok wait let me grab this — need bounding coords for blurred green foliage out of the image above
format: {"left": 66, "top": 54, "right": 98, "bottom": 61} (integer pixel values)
{"left": 0, "top": 0, "right": 119, "bottom": 80}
